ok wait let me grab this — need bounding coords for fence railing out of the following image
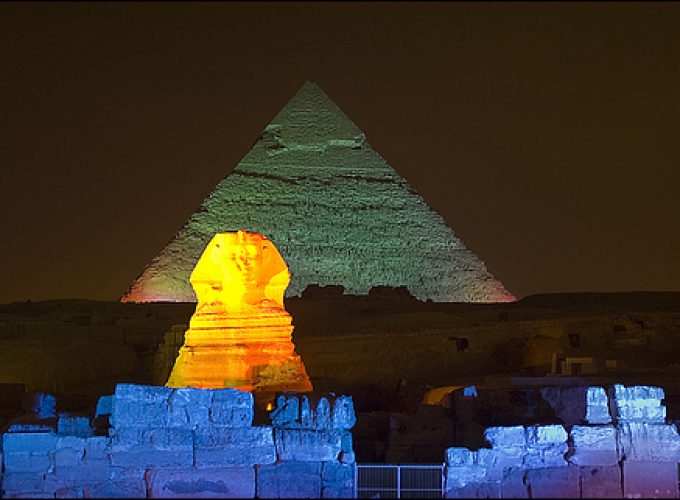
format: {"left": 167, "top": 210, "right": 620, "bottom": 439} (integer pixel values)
{"left": 355, "top": 463, "right": 445, "bottom": 498}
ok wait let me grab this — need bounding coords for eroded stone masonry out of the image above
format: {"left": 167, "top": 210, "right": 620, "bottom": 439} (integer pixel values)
{"left": 2, "top": 383, "right": 679, "bottom": 498}
{"left": 444, "top": 384, "right": 680, "bottom": 498}
{"left": 0, "top": 386, "right": 355, "bottom": 498}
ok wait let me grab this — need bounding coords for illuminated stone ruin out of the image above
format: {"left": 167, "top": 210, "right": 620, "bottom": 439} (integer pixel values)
{"left": 122, "top": 81, "right": 514, "bottom": 304}
{"left": 166, "top": 230, "right": 312, "bottom": 393}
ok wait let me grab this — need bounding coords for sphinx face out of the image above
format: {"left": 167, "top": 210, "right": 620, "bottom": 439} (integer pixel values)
{"left": 190, "top": 230, "right": 290, "bottom": 315}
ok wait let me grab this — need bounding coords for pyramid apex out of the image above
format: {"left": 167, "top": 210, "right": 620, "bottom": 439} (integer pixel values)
{"left": 266, "top": 81, "right": 363, "bottom": 145}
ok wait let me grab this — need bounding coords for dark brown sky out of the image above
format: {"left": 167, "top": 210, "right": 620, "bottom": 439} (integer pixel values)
{"left": 1, "top": 2, "right": 679, "bottom": 303}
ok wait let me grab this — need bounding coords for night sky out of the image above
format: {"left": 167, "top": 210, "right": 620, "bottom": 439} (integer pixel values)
{"left": 1, "top": 2, "right": 679, "bottom": 303}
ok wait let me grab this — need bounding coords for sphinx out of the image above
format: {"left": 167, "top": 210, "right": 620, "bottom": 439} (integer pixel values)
{"left": 166, "top": 230, "right": 312, "bottom": 394}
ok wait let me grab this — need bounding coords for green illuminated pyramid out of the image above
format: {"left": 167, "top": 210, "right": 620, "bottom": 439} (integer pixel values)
{"left": 122, "top": 82, "right": 514, "bottom": 303}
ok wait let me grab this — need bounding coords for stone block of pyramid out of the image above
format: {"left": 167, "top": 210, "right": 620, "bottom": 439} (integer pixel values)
{"left": 122, "top": 82, "right": 514, "bottom": 303}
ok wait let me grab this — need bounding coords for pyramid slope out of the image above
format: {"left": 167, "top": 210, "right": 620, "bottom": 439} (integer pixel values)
{"left": 122, "top": 82, "right": 514, "bottom": 303}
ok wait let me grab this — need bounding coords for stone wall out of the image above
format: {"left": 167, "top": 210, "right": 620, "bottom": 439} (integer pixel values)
{"left": 445, "top": 384, "right": 680, "bottom": 498}
{"left": 0, "top": 385, "right": 355, "bottom": 498}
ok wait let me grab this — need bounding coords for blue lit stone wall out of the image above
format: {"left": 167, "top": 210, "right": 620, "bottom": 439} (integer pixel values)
{"left": 444, "top": 384, "right": 680, "bottom": 498}
{"left": 122, "top": 82, "right": 514, "bottom": 304}
{"left": 0, "top": 385, "right": 355, "bottom": 499}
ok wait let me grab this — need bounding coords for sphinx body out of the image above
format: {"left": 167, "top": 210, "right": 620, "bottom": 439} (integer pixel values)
{"left": 166, "top": 230, "right": 312, "bottom": 393}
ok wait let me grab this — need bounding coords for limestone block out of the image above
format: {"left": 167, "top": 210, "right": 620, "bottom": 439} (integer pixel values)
{"left": 521, "top": 424, "right": 568, "bottom": 468}
{"left": 108, "top": 467, "right": 147, "bottom": 480}
{"left": 3, "top": 432, "right": 57, "bottom": 453}
{"left": 616, "top": 404, "right": 666, "bottom": 422}
{"left": 618, "top": 422, "right": 680, "bottom": 461}
{"left": 586, "top": 405, "right": 612, "bottom": 425}
{"left": 610, "top": 384, "right": 666, "bottom": 423}
{"left": 1, "top": 472, "right": 47, "bottom": 494}
{"left": 579, "top": 466, "right": 621, "bottom": 498}
{"left": 45, "top": 464, "right": 114, "bottom": 488}
{"left": 208, "top": 403, "right": 253, "bottom": 428}
{"left": 94, "top": 395, "right": 113, "bottom": 418}
{"left": 322, "top": 485, "right": 355, "bottom": 499}
{"left": 256, "top": 462, "right": 322, "bottom": 498}
{"left": 83, "top": 479, "right": 147, "bottom": 498}
{"left": 55, "top": 446, "right": 82, "bottom": 469}
{"left": 300, "top": 396, "right": 314, "bottom": 428}
{"left": 115, "top": 383, "right": 173, "bottom": 404}
{"left": 331, "top": 396, "right": 356, "bottom": 430}
{"left": 170, "top": 387, "right": 214, "bottom": 408}
{"left": 111, "top": 400, "right": 167, "bottom": 429}
{"left": 568, "top": 425, "right": 619, "bottom": 466}
{"left": 525, "top": 425, "right": 567, "bottom": 446}
{"left": 83, "top": 436, "right": 109, "bottom": 462}
{"left": 587, "top": 386, "right": 609, "bottom": 407}
{"left": 585, "top": 387, "right": 611, "bottom": 424}
{"left": 321, "top": 461, "right": 354, "bottom": 483}
{"left": 5, "top": 423, "right": 55, "bottom": 434}
{"left": 612, "top": 384, "right": 664, "bottom": 403}
{"left": 445, "top": 464, "right": 487, "bottom": 489}
{"left": 54, "top": 486, "right": 83, "bottom": 498}
{"left": 446, "top": 447, "right": 475, "bottom": 467}
{"left": 500, "top": 468, "right": 529, "bottom": 498}
{"left": 524, "top": 466, "right": 579, "bottom": 498}
{"left": 3, "top": 492, "right": 55, "bottom": 499}
{"left": 476, "top": 447, "right": 523, "bottom": 470}
{"left": 110, "top": 448, "right": 193, "bottom": 468}
{"left": 340, "top": 431, "right": 352, "bottom": 453}
{"left": 271, "top": 395, "right": 300, "bottom": 428}
{"left": 446, "top": 482, "right": 500, "bottom": 499}
{"left": 55, "top": 436, "right": 86, "bottom": 467}
{"left": 321, "top": 461, "right": 354, "bottom": 499}
{"left": 315, "top": 398, "right": 331, "bottom": 430}
{"left": 274, "top": 429, "right": 343, "bottom": 462}
{"left": 166, "top": 391, "right": 212, "bottom": 428}
{"left": 623, "top": 461, "right": 678, "bottom": 498}
{"left": 213, "top": 387, "right": 253, "bottom": 405}
{"left": 111, "top": 427, "right": 193, "bottom": 451}
{"left": 484, "top": 426, "right": 525, "bottom": 449}
{"left": 165, "top": 403, "right": 191, "bottom": 428}
{"left": 57, "top": 415, "right": 93, "bottom": 437}
{"left": 540, "top": 387, "right": 587, "bottom": 426}
{"left": 3, "top": 452, "right": 52, "bottom": 473}
{"left": 194, "top": 427, "right": 276, "bottom": 466}
{"left": 146, "top": 467, "right": 256, "bottom": 498}
{"left": 522, "top": 445, "right": 568, "bottom": 469}
{"left": 269, "top": 394, "right": 338, "bottom": 431}
{"left": 339, "top": 451, "right": 354, "bottom": 464}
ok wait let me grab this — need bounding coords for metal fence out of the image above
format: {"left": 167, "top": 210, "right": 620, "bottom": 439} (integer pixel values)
{"left": 355, "top": 464, "right": 445, "bottom": 498}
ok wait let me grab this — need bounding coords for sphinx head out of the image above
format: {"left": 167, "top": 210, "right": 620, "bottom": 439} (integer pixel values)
{"left": 190, "top": 230, "right": 289, "bottom": 315}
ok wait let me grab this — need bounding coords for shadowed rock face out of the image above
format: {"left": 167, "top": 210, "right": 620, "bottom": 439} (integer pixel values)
{"left": 121, "top": 81, "right": 514, "bottom": 304}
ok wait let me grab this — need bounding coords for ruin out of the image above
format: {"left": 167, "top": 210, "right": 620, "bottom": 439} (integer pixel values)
{"left": 0, "top": 385, "right": 356, "bottom": 498}
{"left": 121, "top": 82, "right": 514, "bottom": 304}
{"left": 166, "top": 231, "right": 311, "bottom": 394}
{"left": 2, "top": 383, "right": 679, "bottom": 498}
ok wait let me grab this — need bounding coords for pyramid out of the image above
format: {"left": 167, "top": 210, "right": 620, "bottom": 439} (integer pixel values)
{"left": 122, "top": 82, "right": 514, "bottom": 303}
